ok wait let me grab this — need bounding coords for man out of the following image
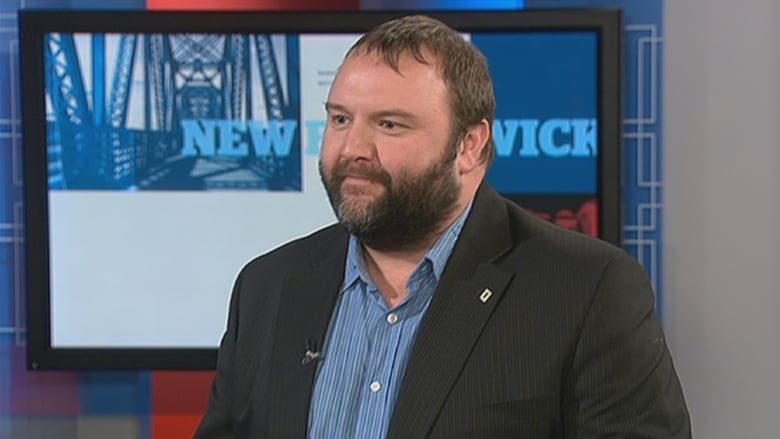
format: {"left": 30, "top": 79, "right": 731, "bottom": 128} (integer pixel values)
{"left": 194, "top": 15, "right": 691, "bottom": 438}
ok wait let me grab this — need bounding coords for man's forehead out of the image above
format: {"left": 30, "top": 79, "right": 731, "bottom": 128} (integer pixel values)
{"left": 342, "top": 46, "right": 438, "bottom": 72}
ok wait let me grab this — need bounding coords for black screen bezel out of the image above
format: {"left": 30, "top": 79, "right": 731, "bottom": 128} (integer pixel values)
{"left": 19, "top": 9, "right": 622, "bottom": 370}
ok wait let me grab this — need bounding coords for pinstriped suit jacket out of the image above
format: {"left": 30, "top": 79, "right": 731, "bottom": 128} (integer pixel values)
{"left": 194, "top": 183, "right": 691, "bottom": 438}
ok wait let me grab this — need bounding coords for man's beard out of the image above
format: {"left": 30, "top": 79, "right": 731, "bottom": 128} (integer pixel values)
{"left": 320, "top": 149, "right": 461, "bottom": 251}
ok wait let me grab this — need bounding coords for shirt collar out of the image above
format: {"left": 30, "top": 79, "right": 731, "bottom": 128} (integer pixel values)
{"left": 341, "top": 201, "right": 473, "bottom": 294}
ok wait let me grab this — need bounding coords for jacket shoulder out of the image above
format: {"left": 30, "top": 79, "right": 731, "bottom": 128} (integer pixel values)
{"left": 500, "top": 197, "right": 636, "bottom": 272}
{"left": 240, "top": 223, "right": 347, "bottom": 273}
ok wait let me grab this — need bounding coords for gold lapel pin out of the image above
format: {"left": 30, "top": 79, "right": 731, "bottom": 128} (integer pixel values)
{"left": 479, "top": 288, "right": 493, "bottom": 303}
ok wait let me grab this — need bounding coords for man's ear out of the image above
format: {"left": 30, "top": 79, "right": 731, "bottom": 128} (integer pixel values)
{"left": 457, "top": 119, "right": 491, "bottom": 174}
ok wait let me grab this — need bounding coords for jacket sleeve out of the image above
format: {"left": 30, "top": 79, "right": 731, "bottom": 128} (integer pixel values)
{"left": 563, "top": 252, "right": 692, "bottom": 438}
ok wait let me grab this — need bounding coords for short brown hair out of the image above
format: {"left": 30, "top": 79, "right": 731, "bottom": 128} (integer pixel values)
{"left": 347, "top": 15, "right": 496, "bottom": 165}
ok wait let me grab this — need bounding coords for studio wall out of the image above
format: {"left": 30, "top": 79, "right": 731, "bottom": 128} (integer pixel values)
{"left": 664, "top": 0, "right": 780, "bottom": 437}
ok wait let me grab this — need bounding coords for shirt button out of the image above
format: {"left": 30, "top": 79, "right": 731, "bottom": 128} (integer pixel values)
{"left": 369, "top": 381, "right": 382, "bottom": 392}
{"left": 386, "top": 313, "right": 399, "bottom": 325}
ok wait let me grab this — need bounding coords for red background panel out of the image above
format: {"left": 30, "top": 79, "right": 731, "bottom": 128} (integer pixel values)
{"left": 152, "top": 414, "right": 204, "bottom": 439}
{"left": 147, "top": 0, "right": 359, "bottom": 10}
{"left": 151, "top": 371, "right": 214, "bottom": 414}
{"left": 151, "top": 372, "right": 214, "bottom": 438}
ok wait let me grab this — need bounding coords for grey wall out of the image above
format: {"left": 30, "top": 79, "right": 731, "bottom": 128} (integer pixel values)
{"left": 664, "top": 0, "right": 780, "bottom": 437}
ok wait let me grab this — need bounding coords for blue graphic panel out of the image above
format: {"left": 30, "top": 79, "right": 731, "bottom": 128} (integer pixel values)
{"left": 475, "top": 32, "right": 598, "bottom": 194}
{"left": 45, "top": 33, "right": 302, "bottom": 191}
{"left": 70, "top": 0, "right": 145, "bottom": 7}
{"left": 0, "top": 142, "right": 11, "bottom": 230}
{"left": 0, "top": 244, "right": 11, "bottom": 329}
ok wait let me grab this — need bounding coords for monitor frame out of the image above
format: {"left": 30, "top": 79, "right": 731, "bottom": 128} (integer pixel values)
{"left": 19, "top": 9, "right": 622, "bottom": 370}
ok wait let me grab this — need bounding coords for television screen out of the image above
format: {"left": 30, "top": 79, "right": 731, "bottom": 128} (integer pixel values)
{"left": 19, "top": 9, "right": 621, "bottom": 369}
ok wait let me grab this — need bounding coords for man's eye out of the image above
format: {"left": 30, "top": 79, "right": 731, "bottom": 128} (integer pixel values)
{"left": 380, "top": 120, "right": 399, "bottom": 129}
{"left": 331, "top": 115, "right": 348, "bottom": 124}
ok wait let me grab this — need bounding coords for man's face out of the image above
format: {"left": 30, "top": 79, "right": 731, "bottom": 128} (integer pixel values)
{"left": 319, "top": 51, "right": 462, "bottom": 250}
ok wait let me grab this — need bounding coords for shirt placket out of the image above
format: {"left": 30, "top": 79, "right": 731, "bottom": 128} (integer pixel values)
{"left": 354, "top": 286, "right": 406, "bottom": 437}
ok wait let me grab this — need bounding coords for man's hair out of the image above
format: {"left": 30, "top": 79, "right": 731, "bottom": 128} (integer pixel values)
{"left": 346, "top": 15, "right": 496, "bottom": 165}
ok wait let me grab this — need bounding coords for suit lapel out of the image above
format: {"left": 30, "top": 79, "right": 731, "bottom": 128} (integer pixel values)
{"left": 388, "top": 184, "right": 516, "bottom": 439}
{"left": 266, "top": 232, "right": 347, "bottom": 438}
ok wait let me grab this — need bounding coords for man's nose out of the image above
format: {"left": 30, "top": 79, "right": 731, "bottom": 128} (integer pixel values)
{"left": 341, "top": 122, "right": 377, "bottom": 160}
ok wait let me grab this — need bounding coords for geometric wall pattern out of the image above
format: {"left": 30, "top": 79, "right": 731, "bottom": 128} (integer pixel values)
{"left": 623, "top": 21, "right": 664, "bottom": 310}
{"left": 0, "top": 0, "right": 662, "bottom": 438}
{"left": 531, "top": 0, "right": 664, "bottom": 306}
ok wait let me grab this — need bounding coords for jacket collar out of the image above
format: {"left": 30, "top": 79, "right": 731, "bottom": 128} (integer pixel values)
{"left": 387, "top": 183, "right": 516, "bottom": 438}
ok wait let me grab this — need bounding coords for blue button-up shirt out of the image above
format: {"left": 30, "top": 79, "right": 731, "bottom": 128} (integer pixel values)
{"left": 308, "top": 205, "right": 471, "bottom": 439}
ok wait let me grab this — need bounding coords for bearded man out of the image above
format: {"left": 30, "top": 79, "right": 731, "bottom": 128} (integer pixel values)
{"left": 195, "top": 14, "right": 691, "bottom": 439}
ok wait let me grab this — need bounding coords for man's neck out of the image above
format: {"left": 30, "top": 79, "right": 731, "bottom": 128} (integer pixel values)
{"left": 360, "top": 202, "right": 468, "bottom": 308}
{"left": 361, "top": 244, "right": 426, "bottom": 309}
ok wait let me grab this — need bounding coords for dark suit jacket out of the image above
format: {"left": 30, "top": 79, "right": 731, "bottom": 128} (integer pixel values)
{"left": 194, "top": 184, "right": 691, "bottom": 438}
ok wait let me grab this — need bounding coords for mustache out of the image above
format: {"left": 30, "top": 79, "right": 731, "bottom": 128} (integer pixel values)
{"left": 331, "top": 159, "right": 392, "bottom": 187}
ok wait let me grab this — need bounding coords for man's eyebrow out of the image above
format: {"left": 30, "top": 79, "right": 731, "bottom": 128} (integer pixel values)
{"left": 324, "top": 102, "right": 419, "bottom": 123}
{"left": 324, "top": 102, "right": 347, "bottom": 113}
{"left": 372, "top": 109, "right": 419, "bottom": 122}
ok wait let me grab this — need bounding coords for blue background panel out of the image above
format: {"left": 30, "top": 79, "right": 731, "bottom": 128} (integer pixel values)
{"left": 78, "top": 372, "right": 152, "bottom": 415}
{"left": 478, "top": 32, "right": 598, "bottom": 194}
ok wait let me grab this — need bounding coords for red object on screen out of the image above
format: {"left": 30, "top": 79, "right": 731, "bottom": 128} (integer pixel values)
{"left": 575, "top": 199, "right": 598, "bottom": 237}
{"left": 553, "top": 209, "right": 578, "bottom": 230}
{"left": 147, "top": 0, "right": 358, "bottom": 10}
{"left": 527, "top": 198, "right": 599, "bottom": 238}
